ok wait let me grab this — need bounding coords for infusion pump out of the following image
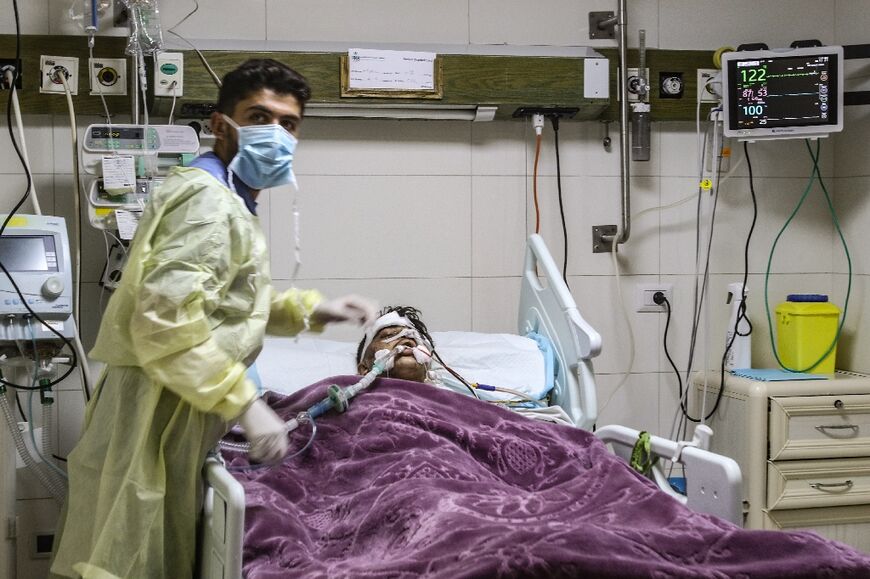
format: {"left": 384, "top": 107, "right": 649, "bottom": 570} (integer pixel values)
{"left": 81, "top": 124, "right": 200, "bottom": 229}
{"left": 0, "top": 214, "right": 75, "bottom": 342}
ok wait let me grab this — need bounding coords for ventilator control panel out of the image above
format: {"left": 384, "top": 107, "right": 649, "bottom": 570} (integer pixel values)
{"left": 0, "top": 214, "right": 76, "bottom": 341}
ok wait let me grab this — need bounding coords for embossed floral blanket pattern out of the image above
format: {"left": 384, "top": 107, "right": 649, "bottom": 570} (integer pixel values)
{"left": 227, "top": 376, "right": 870, "bottom": 578}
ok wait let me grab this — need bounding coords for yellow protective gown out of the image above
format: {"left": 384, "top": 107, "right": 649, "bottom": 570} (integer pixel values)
{"left": 50, "top": 166, "right": 323, "bottom": 579}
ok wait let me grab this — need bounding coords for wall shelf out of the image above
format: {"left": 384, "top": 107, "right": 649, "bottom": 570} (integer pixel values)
{"left": 0, "top": 35, "right": 716, "bottom": 122}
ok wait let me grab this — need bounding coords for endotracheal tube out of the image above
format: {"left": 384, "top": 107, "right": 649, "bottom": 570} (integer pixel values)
{"left": 221, "top": 348, "right": 400, "bottom": 471}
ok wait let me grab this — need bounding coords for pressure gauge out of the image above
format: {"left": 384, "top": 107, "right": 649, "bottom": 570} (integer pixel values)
{"left": 659, "top": 72, "right": 684, "bottom": 99}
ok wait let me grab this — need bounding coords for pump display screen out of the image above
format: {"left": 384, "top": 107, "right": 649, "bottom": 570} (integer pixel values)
{"left": 726, "top": 53, "right": 838, "bottom": 132}
{"left": 0, "top": 235, "right": 58, "bottom": 272}
{"left": 90, "top": 126, "right": 145, "bottom": 141}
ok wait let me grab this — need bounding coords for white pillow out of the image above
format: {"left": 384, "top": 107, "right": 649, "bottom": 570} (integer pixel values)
{"left": 256, "top": 331, "right": 546, "bottom": 398}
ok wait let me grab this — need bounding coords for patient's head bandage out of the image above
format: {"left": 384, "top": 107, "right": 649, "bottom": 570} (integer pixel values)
{"left": 361, "top": 312, "right": 433, "bottom": 363}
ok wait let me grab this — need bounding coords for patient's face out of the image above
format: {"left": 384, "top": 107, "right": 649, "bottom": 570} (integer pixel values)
{"left": 358, "top": 325, "right": 428, "bottom": 383}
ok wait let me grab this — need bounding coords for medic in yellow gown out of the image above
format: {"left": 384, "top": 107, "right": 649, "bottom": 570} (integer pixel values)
{"left": 50, "top": 59, "right": 377, "bottom": 579}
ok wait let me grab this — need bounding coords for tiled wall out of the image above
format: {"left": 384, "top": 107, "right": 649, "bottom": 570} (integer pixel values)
{"left": 0, "top": 6, "right": 857, "bottom": 572}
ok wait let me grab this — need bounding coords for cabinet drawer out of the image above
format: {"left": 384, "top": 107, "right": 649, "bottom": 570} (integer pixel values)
{"left": 769, "top": 394, "right": 870, "bottom": 460}
{"left": 767, "top": 458, "right": 870, "bottom": 510}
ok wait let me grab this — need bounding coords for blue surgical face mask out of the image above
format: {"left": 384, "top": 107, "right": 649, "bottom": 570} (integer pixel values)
{"left": 223, "top": 114, "right": 298, "bottom": 190}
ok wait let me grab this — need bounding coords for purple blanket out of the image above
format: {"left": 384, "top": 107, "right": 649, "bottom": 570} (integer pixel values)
{"left": 227, "top": 376, "right": 870, "bottom": 578}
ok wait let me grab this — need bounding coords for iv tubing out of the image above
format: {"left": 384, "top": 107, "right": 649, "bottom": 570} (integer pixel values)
{"left": 8, "top": 75, "right": 40, "bottom": 215}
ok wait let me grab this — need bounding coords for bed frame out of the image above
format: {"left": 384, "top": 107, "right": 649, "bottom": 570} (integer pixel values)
{"left": 198, "top": 234, "right": 743, "bottom": 579}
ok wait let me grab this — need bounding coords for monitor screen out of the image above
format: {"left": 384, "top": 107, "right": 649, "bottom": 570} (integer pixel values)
{"left": 723, "top": 46, "right": 843, "bottom": 139}
{"left": 0, "top": 235, "right": 58, "bottom": 272}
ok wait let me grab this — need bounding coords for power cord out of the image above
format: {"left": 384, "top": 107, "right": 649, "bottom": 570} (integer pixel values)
{"left": 655, "top": 292, "right": 688, "bottom": 418}
{"left": 551, "top": 116, "right": 570, "bottom": 289}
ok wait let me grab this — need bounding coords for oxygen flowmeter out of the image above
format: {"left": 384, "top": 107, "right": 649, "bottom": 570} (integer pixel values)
{"left": 0, "top": 214, "right": 75, "bottom": 343}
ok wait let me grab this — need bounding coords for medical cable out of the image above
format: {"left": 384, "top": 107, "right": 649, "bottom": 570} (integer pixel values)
{"left": 552, "top": 116, "right": 570, "bottom": 288}
{"left": 597, "top": 234, "right": 636, "bottom": 419}
{"left": 0, "top": 0, "right": 77, "bottom": 391}
{"left": 431, "top": 350, "right": 478, "bottom": 398}
{"left": 7, "top": 71, "right": 41, "bottom": 214}
{"left": 659, "top": 295, "right": 684, "bottom": 412}
{"left": 222, "top": 349, "right": 400, "bottom": 471}
{"left": 532, "top": 116, "right": 543, "bottom": 234}
{"left": 763, "top": 139, "right": 851, "bottom": 372}
{"left": 168, "top": 81, "right": 179, "bottom": 124}
{"left": 167, "top": 0, "right": 223, "bottom": 88}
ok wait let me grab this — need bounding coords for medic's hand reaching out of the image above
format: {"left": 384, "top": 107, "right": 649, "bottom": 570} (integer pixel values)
{"left": 238, "top": 398, "right": 288, "bottom": 464}
{"left": 312, "top": 294, "right": 378, "bottom": 327}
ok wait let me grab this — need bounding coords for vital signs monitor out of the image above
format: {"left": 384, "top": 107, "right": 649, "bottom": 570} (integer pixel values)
{"left": 722, "top": 45, "right": 843, "bottom": 140}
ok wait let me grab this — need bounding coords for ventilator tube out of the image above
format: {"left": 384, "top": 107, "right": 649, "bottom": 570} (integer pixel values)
{"left": 724, "top": 282, "right": 751, "bottom": 371}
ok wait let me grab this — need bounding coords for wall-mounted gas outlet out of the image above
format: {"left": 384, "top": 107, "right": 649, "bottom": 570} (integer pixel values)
{"left": 154, "top": 52, "right": 183, "bottom": 97}
{"left": 697, "top": 69, "right": 721, "bottom": 103}
{"left": 40, "top": 55, "right": 79, "bottom": 95}
{"left": 626, "top": 67, "right": 650, "bottom": 102}
{"left": 89, "top": 57, "right": 127, "bottom": 96}
{"left": 0, "top": 58, "right": 22, "bottom": 90}
{"left": 636, "top": 283, "right": 674, "bottom": 312}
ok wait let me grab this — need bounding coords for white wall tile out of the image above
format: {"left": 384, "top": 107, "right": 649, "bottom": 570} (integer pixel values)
{"left": 0, "top": 0, "right": 48, "bottom": 34}
{"left": 295, "top": 119, "right": 472, "bottom": 176}
{"left": 266, "top": 0, "right": 469, "bottom": 44}
{"left": 833, "top": 110, "right": 870, "bottom": 178}
{"left": 56, "top": 389, "right": 87, "bottom": 458}
{"left": 659, "top": 1, "right": 835, "bottom": 50}
{"left": 832, "top": 177, "right": 870, "bottom": 275}
{"left": 832, "top": 273, "right": 867, "bottom": 373}
{"left": 273, "top": 277, "right": 472, "bottom": 343}
{"left": 569, "top": 273, "right": 662, "bottom": 375}
{"left": 472, "top": 176, "right": 526, "bottom": 277}
{"left": 533, "top": 175, "right": 660, "bottom": 277}
{"left": 472, "top": 276, "right": 522, "bottom": 333}
{"left": 835, "top": 0, "right": 870, "bottom": 46}
{"left": 660, "top": 177, "right": 834, "bottom": 276}
{"left": 0, "top": 117, "right": 55, "bottom": 174}
{"left": 595, "top": 373, "right": 661, "bottom": 434}
{"left": 0, "top": 174, "right": 54, "bottom": 216}
{"left": 470, "top": 0, "right": 659, "bottom": 49}
{"left": 471, "top": 121, "right": 525, "bottom": 176}
{"left": 52, "top": 175, "right": 109, "bottom": 285}
{"left": 268, "top": 175, "right": 471, "bottom": 280}
{"left": 159, "top": 0, "right": 266, "bottom": 41}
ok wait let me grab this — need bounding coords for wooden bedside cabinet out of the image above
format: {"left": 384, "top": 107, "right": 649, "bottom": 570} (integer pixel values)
{"left": 695, "top": 371, "right": 870, "bottom": 553}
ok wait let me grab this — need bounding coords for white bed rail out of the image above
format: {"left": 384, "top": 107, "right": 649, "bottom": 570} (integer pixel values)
{"left": 595, "top": 424, "right": 743, "bottom": 525}
{"left": 200, "top": 457, "right": 245, "bottom": 579}
{"left": 520, "top": 234, "right": 602, "bottom": 430}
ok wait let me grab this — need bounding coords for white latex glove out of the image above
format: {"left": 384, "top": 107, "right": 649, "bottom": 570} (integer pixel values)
{"left": 312, "top": 294, "right": 378, "bottom": 326}
{"left": 237, "top": 398, "right": 288, "bottom": 464}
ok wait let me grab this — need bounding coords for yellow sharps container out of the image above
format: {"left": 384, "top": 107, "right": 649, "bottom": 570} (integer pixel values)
{"left": 775, "top": 294, "right": 840, "bottom": 374}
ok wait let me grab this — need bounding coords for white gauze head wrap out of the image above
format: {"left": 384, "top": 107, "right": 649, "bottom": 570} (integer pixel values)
{"left": 361, "top": 311, "right": 433, "bottom": 368}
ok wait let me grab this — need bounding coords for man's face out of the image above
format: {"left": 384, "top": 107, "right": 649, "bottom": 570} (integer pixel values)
{"left": 358, "top": 325, "right": 429, "bottom": 383}
{"left": 212, "top": 88, "right": 302, "bottom": 162}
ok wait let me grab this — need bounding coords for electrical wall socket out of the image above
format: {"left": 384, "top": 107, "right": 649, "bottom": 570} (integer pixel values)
{"left": 697, "top": 68, "right": 721, "bottom": 103}
{"left": 635, "top": 283, "right": 674, "bottom": 313}
{"left": 89, "top": 57, "right": 127, "bottom": 96}
{"left": 0, "top": 58, "right": 22, "bottom": 90}
{"left": 154, "top": 52, "right": 183, "bottom": 97}
{"left": 626, "top": 67, "right": 650, "bottom": 102}
{"left": 40, "top": 55, "right": 79, "bottom": 95}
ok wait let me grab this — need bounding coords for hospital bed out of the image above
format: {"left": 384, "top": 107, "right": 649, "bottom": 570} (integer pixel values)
{"left": 198, "top": 234, "right": 743, "bottom": 579}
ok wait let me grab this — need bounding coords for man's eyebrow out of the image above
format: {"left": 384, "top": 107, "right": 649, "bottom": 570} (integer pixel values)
{"left": 243, "top": 104, "right": 301, "bottom": 121}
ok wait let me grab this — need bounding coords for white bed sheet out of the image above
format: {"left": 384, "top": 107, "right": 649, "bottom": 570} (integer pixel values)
{"left": 256, "top": 331, "right": 546, "bottom": 398}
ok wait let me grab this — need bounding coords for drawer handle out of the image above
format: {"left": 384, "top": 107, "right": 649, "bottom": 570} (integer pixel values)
{"left": 809, "top": 480, "right": 854, "bottom": 492}
{"left": 814, "top": 424, "right": 860, "bottom": 437}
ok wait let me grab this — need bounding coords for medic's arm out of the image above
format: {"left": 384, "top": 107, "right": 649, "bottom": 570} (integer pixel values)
{"left": 130, "top": 209, "right": 255, "bottom": 421}
{"left": 266, "top": 287, "right": 325, "bottom": 336}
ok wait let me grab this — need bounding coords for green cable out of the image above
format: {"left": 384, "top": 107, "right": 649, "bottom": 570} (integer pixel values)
{"left": 764, "top": 139, "right": 852, "bottom": 372}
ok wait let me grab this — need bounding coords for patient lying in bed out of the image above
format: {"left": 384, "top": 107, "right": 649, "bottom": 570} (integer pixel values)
{"left": 228, "top": 373, "right": 870, "bottom": 578}
{"left": 354, "top": 305, "right": 574, "bottom": 425}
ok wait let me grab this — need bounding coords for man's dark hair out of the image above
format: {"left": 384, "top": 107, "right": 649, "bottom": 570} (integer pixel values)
{"left": 216, "top": 58, "right": 311, "bottom": 115}
{"left": 356, "top": 305, "right": 435, "bottom": 364}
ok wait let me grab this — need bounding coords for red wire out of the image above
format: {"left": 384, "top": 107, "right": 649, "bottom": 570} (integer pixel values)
{"left": 533, "top": 133, "right": 542, "bottom": 234}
